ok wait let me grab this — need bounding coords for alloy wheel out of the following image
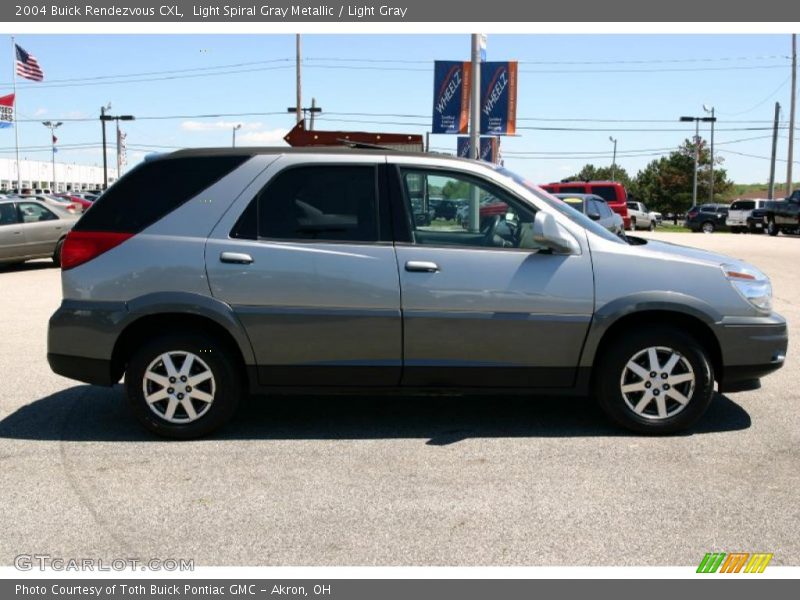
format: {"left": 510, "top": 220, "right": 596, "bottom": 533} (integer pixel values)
{"left": 619, "top": 346, "right": 695, "bottom": 420}
{"left": 142, "top": 351, "right": 216, "bottom": 424}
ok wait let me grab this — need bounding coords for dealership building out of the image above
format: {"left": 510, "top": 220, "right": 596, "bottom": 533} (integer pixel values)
{"left": 0, "top": 157, "right": 118, "bottom": 193}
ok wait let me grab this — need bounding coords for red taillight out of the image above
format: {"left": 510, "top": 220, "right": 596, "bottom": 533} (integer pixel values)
{"left": 61, "top": 231, "right": 133, "bottom": 270}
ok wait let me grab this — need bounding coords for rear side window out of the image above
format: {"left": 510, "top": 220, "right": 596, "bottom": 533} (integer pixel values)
{"left": 231, "top": 166, "right": 379, "bottom": 243}
{"left": 557, "top": 185, "right": 587, "bottom": 194}
{"left": 0, "top": 203, "right": 18, "bottom": 225}
{"left": 730, "top": 200, "right": 754, "bottom": 210}
{"left": 591, "top": 185, "right": 622, "bottom": 203}
{"left": 75, "top": 155, "right": 250, "bottom": 233}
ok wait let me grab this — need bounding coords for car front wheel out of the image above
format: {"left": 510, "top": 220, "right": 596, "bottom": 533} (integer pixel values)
{"left": 701, "top": 221, "right": 715, "bottom": 233}
{"left": 126, "top": 333, "right": 242, "bottom": 439}
{"left": 595, "top": 328, "right": 714, "bottom": 434}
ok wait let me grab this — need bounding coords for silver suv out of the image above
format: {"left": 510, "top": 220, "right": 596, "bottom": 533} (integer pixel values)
{"left": 47, "top": 149, "right": 788, "bottom": 438}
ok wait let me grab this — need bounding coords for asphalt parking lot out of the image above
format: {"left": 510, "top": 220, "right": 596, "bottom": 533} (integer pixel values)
{"left": 0, "top": 231, "right": 798, "bottom": 567}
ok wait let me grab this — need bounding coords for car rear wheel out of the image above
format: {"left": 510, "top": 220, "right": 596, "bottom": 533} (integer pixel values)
{"left": 595, "top": 328, "right": 714, "bottom": 434}
{"left": 648, "top": 221, "right": 656, "bottom": 231}
{"left": 701, "top": 221, "right": 715, "bottom": 233}
{"left": 52, "top": 238, "right": 64, "bottom": 267}
{"left": 126, "top": 333, "right": 242, "bottom": 439}
{"left": 767, "top": 219, "right": 779, "bottom": 236}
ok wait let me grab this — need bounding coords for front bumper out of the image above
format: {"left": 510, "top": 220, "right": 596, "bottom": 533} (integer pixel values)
{"left": 714, "top": 313, "right": 788, "bottom": 392}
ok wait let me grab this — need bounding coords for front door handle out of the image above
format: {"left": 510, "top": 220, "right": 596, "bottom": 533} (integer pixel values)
{"left": 405, "top": 260, "right": 439, "bottom": 273}
{"left": 220, "top": 251, "right": 253, "bottom": 265}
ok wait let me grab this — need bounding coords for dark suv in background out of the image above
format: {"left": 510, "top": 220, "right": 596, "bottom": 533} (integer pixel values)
{"left": 685, "top": 203, "right": 730, "bottom": 233}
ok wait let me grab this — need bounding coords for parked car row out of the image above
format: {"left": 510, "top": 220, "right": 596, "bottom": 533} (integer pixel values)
{"left": 685, "top": 191, "right": 800, "bottom": 236}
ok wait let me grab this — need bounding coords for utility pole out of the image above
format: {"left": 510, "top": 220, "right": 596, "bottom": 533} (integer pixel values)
{"left": 468, "top": 33, "right": 481, "bottom": 232}
{"left": 704, "top": 105, "right": 715, "bottom": 202}
{"left": 680, "top": 115, "right": 715, "bottom": 207}
{"left": 310, "top": 97, "right": 317, "bottom": 131}
{"left": 100, "top": 103, "right": 110, "bottom": 190}
{"left": 769, "top": 102, "right": 781, "bottom": 200}
{"left": 232, "top": 123, "right": 241, "bottom": 147}
{"left": 295, "top": 34, "right": 302, "bottom": 124}
{"left": 787, "top": 33, "right": 797, "bottom": 195}
{"left": 609, "top": 136, "right": 618, "bottom": 181}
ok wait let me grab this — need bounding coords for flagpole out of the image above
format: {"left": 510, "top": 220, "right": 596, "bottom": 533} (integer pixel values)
{"left": 11, "top": 36, "right": 21, "bottom": 192}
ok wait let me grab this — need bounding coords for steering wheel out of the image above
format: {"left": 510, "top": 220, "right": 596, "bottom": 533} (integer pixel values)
{"left": 483, "top": 215, "right": 503, "bottom": 247}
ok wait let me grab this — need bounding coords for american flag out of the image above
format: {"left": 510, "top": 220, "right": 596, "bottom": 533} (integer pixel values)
{"left": 15, "top": 44, "right": 44, "bottom": 82}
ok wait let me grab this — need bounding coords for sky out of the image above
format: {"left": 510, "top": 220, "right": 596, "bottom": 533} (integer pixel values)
{"left": 2, "top": 33, "right": 797, "bottom": 185}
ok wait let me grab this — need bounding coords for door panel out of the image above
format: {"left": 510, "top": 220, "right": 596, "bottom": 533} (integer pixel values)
{"left": 392, "top": 166, "right": 594, "bottom": 389}
{"left": 397, "top": 246, "right": 593, "bottom": 387}
{"left": 206, "top": 159, "right": 402, "bottom": 387}
{"left": 207, "top": 240, "right": 402, "bottom": 386}
{"left": 17, "top": 202, "right": 65, "bottom": 256}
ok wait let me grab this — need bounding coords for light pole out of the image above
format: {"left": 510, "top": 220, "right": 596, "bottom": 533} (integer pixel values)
{"left": 703, "top": 104, "right": 715, "bottom": 202}
{"left": 609, "top": 136, "right": 618, "bottom": 181}
{"left": 100, "top": 111, "right": 134, "bottom": 188}
{"left": 42, "top": 120, "right": 62, "bottom": 193}
{"left": 680, "top": 115, "right": 716, "bottom": 207}
{"left": 232, "top": 123, "right": 242, "bottom": 147}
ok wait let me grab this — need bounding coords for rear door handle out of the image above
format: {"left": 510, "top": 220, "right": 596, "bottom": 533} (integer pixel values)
{"left": 220, "top": 251, "right": 253, "bottom": 265}
{"left": 405, "top": 260, "right": 439, "bottom": 273}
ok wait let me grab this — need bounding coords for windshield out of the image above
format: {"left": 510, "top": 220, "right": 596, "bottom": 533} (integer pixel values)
{"left": 493, "top": 166, "right": 627, "bottom": 244}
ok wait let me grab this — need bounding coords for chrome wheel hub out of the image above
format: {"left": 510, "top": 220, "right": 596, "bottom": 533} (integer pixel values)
{"left": 143, "top": 351, "right": 216, "bottom": 424}
{"left": 619, "top": 346, "right": 695, "bottom": 420}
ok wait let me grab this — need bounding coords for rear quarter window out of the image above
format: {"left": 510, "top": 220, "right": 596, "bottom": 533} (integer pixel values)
{"left": 590, "top": 185, "right": 623, "bottom": 203}
{"left": 730, "top": 201, "right": 755, "bottom": 210}
{"left": 75, "top": 155, "right": 250, "bottom": 233}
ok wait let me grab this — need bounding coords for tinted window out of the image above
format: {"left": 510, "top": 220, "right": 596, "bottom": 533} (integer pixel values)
{"left": 0, "top": 203, "right": 18, "bottom": 225}
{"left": 591, "top": 185, "right": 622, "bottom": 203}
{"left": 76, "top": 155, "right": 250, "bottom": 233}
{"left": 730, "top": 200, "right": 755, "bottom": 210}
{"left": 597, "top": 200, "right": 614, "bottom": 218}
{"left": 558, "top": 185, "right": 586, "bottom": 194}
{"left": 233, "top": 166, "right": 379, "bottom": 242}
{"left": 700, "top": 205, "right": 715, "bottom": 213}
{"left": 626, "top": 202, "right": 637, "bottom": 210}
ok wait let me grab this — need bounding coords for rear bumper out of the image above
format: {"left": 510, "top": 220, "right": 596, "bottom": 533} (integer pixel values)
{"left": 47, "top": 353, "right": 114, "bottom": 386}
{"left": 47, "top": 299, "right": 127, "bottom": 386}
{"left": 714, "top": 314, "right": 788, "bottom": 392}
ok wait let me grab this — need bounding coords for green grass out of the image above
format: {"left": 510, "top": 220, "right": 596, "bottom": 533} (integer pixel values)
{"left": 652, "top": 223, "right": 691, "bottom": 233}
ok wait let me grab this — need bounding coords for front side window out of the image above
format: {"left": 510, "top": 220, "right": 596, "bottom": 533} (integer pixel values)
{"left": 400, "top": 169, "right": 543, "bottom": 250}
{"left": 18, "top": 202, "right": 57, "bottom": 223}
{"left": 232, "top": 166, "right": 379, "bottom": 242}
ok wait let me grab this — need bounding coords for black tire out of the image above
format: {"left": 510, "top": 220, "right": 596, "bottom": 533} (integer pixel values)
{"left": 730, "top": 226, "right": 741, "bottom": 234}
{"left": 594, "top": 327, "right": 715, "bottom": 434}
{"left": 648, "top": 221, "right": 656, "bottom": 231}
{"left": 767, "top": 219, "right": 779, "bottom": 236}
{"left": 52, "top": 238, "right": 64, "bottom": 267}
{"left": 630, "top": 217, "right": 637, "bottom": 230}
{"left": 126, "top": 332, "right": 242, "bottom": 439}
{"left": 701, "top": 221, "right": 715, "bottom": 233}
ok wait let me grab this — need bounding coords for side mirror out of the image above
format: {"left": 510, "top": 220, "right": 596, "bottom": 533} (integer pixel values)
{"left": 587, "top": 211, "right": 601, "bottom": 221}
{"left": 532, "top": 211, "right": 580, "bottom": 254}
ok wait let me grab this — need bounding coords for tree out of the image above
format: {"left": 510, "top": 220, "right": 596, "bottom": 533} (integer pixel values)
{"left": 564, "top": 164, "right": 633, "bottom": 189}
{"left": 630, "top": 137, "right": 732, "bottom": 216}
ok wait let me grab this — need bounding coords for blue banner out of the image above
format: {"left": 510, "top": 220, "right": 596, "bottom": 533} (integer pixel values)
{"left": 479, "top": 61, "right": 518, "bottom": 135}
{"left": 457, "top": 136, "right": 500, "bottom": 163}
{"left": 432, "top": 61, "right": 471, "bottom": 134}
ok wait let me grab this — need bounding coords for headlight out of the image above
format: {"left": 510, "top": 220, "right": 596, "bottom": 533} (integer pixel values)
{"left": 722, "top": 264, "right": 772, "bottom": 312}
